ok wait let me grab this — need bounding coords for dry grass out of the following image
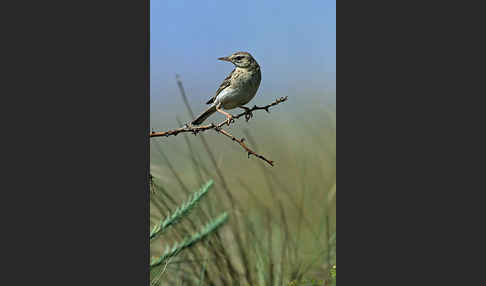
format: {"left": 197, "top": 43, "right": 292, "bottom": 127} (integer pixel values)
{"left": 150, "top": 79, "right": 336, "bottom": 285}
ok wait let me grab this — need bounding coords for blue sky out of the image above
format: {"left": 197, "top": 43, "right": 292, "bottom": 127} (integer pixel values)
{"left": 151, "top": 0, "right": 336, "bottom": 116}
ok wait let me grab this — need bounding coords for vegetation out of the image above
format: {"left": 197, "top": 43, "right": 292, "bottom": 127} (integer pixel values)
{"left": 150, "top": 180, "right": 228, "bottom": 279}
{"left": 150, "top": 81, "right": 336, "bottom": 285}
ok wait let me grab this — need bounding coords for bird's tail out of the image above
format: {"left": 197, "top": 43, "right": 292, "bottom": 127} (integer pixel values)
{"left": 192, "top": 105, "right": 217, "bottom": 125}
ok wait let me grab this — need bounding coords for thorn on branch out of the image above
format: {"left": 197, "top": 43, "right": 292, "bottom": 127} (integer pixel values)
{"left": 149, "top": 97, "right": 288, "bottom": 166}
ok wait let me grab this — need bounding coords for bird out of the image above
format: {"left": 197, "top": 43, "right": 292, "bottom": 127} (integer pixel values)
{"left": 191, "top": 51, "right": 261, "bottom": 126}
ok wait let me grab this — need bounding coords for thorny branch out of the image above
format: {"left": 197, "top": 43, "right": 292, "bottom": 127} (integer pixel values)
{"left": 150, "top": 96, "right": 287, "bottom": 137}
{"left": 214, "top": 127, "right": 275, "bottom": 166}
{"left": 150, "top": 96, "right": 288, "bottom": 166}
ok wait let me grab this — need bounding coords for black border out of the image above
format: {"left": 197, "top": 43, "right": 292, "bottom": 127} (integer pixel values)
{"left": 3, "top": 0, "right": 150, "bottom": 284}
{"left": 337, "top": 0, "right": 485, "bottom": 284}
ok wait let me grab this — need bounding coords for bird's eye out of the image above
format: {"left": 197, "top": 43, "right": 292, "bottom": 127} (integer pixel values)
{"left": 235, "top": 56, "right": 243, "bottom": 61}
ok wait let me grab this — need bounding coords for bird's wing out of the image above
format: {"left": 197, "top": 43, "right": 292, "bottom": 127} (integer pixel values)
{"left": 206, "top": 69, "right": 235, "bottom": 105}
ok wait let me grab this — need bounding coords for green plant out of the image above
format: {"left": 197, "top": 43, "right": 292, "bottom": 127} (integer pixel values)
{"left": 150, "top": 179, "right": 228, "bottom": 285}
{"left": 149, "top": 78, "right": 336, "bottom": 285}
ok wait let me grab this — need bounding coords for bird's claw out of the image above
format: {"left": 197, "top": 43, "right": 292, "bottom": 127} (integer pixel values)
{"left": 242, "top": 107, "right": 254, "bottom": 122}
{"left": 225, "top": 115, "right": 235, "bottom": 126}
{"left": 244, "top": 111, "right": 253, "bottom": 121}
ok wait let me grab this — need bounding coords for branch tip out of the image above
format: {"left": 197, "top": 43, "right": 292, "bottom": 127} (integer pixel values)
{"left": 150, "top": 97, "right": 288, "bottom": 166}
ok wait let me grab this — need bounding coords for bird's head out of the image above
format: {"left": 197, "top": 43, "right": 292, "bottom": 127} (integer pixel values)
{"left": 218, "top": 51, "right": 258, "bottom": 69}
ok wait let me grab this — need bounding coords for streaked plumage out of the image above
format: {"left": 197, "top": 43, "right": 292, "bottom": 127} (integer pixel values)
{"left": 192, "top": 51, "right": 261, "bottom": 125}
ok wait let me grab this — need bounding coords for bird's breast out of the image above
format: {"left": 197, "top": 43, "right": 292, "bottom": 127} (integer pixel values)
{"left": 215, "top": 68, "right": 261, "bottom": 110}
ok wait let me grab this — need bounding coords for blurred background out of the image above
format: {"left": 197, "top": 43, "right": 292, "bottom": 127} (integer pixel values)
{"left": 150, "top": 0, "right": 336, "bottom": 284}
{"left": 151, "top": 0, "right": 335, "bottom": 123}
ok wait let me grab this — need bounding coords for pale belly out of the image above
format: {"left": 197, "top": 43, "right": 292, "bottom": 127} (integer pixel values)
{"left": 214, "top": 87, "right": 256, "bottom": 110}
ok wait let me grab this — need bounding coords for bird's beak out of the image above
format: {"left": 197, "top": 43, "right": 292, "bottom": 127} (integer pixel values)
{"left": 218, "top": 56, "right": 231, "bottom": 62}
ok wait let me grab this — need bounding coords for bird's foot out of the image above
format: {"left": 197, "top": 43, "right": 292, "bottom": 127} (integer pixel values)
{"left": 241, "top": 106, "right": 254, "bottom": 122}
{"left": 225, "top": 114, "right": 235, "bottom": 126}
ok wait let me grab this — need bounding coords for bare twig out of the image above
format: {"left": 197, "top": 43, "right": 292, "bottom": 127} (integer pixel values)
{"left": 151, "top": 97, "right": 287, "bottom": 165}
{"left": 150, "top": 96, "right": 288, "bottom": 138}
{"left": 233, "top": 96, "right": 288, "bottom": 121}
{"left": 150, "top": 96, "right": 287, "bottom": 166}
{"left": 213, "top": 126, "right": 274, "bottom": 166}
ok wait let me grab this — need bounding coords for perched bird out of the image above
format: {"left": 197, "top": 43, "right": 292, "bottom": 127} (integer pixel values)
{"left": 192, "top": 51, "right": 261, "bottom": 125}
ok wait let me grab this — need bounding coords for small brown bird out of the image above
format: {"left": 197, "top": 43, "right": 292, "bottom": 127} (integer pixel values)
{"left": 192, "top": 51, "right": 261, "bottom": 125}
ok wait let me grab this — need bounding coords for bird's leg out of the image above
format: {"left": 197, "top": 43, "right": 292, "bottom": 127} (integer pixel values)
{"left": 239, "top": 106, "right": 254, "bottom": 122}
{"left": 216, "top": 103, "right": 234, "bottom": 126}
